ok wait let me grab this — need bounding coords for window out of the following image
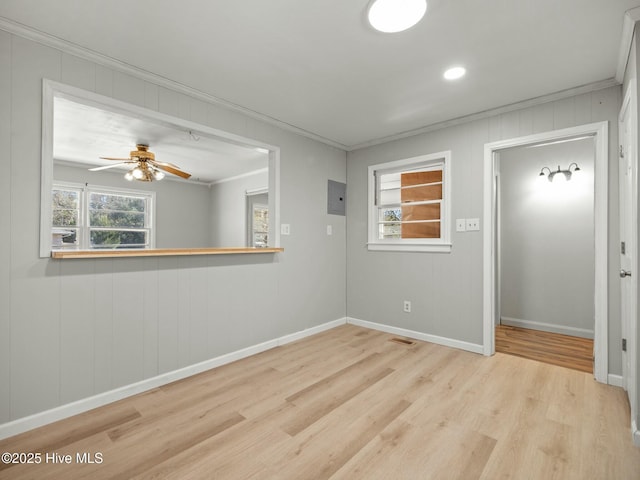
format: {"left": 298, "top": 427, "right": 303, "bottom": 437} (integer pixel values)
{"left": 251, "top": 204, "right": 269, "bottom": 247}
{"left": 368, "top": 151, "right": 451, "bottom": 252}
{"left": 52, "top": 182, "right": 155, "bottom": 250}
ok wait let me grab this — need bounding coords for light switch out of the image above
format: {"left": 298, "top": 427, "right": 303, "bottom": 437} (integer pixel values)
{"left": 456, "top": 219, "right": 466, "bottom": 232}
{"left": 281, "top": 224, "right": 290, "bottom": 235}
{"left": 327, "top": 225, "right": 333, "bottom": 235}
{"left": 466, "top": 218, "right": 480, "bottom": 231}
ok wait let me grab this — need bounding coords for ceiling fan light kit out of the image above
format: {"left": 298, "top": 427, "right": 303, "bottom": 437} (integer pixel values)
{"left": 91, "top": 144, "right": 191, "bottom": 182}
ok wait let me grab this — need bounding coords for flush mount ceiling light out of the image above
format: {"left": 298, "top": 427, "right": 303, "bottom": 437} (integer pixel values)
{"left": 539, "top": 163, "right": 581, "bottom": 183}
{"left": 444, "top": 66, "right": 466, "bottom": 80}
{"left": 367, "top": 0, "right": 427, "bottom": 33}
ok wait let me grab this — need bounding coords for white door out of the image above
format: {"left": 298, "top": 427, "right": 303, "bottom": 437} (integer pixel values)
{"left": 619, "top": 82, "right": 637, "bottom": 423}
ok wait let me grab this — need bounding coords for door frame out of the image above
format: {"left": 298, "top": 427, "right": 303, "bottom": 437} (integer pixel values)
{"left": 483, "top": 121, "right": 609, "bottom": 383}
{"left": 619, "top": 81, "right": 638, "bottom": 434}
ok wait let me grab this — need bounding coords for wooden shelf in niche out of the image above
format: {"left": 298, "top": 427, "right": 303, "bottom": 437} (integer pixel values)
{"left": 51, "top": 247, "right": 284, "bottom": 259}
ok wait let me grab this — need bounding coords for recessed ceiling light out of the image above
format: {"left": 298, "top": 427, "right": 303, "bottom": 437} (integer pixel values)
{"left": 443, "top": 66, "right": 466, "bottom": 80}
{"left": 367, "top": 0, "right": 427, "bottom": 33}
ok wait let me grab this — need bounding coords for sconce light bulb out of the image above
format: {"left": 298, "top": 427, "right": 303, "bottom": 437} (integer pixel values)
{"left": 552, "top": 172, "right": 566, "bottom": 183}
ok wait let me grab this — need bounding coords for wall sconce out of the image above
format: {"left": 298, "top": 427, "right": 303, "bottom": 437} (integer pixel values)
{"left": 538, "top": 163, "right": 580, "bottom": 183}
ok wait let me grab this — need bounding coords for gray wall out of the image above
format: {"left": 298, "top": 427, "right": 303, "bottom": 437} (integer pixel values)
{"left": 54, "top": 164, "right": 213, "bottom": 248}
{"left": 499, "top": 139, "right": 595, "bottom": 338}
{"left": 0, "top": 32, "right": 346, "bottom": 424}
{"left": 210, "top": 170, "right": 269, "bottom": 247}
{"left": 346, "top": 85, "right": 622, "bottom": 372}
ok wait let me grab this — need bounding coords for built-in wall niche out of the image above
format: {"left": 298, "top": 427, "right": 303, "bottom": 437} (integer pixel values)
{"left": 40, "top": 80, "right": 281, "bottom": 258}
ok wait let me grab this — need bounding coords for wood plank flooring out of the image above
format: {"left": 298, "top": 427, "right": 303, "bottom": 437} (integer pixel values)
{"left": 1, "top": 324, "right": 638, "bottom": 479}
{"left": 496, "top": 325, "right": 594, "bottom": 373}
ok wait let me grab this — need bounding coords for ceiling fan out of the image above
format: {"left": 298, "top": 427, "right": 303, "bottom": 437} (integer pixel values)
{"left": 89, "top": 144, "right": 192, "bottom": 182}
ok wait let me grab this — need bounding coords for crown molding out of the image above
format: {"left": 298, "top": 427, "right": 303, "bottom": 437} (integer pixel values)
{"left": 347, "top": 78, "right": 619, "bottom": 151}
{"left": 0, "top": 16, "right": 348, "bottom": 151}
{"left": 0, "top": 16, "right": 625, "bottom": 154}
{"left": 616, "top": 7, "right": 640, "bottom": 83}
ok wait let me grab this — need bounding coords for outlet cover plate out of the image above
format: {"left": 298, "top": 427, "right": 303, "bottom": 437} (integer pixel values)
{"left": 466, "top": 218, "right": 480, "bottom": 231}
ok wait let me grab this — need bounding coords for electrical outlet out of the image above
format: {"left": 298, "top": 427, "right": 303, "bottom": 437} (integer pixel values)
{"left": 403, "top": 300, "right": 411, "bottom": 313}
{"left": 466, "top": 218, "right": 480, "bottom": 231}
{"left": 456, "top": 219, "right": 466, "bottom": 232}
{"left": 281, "top": 224, "right": 290, "bottom": 235}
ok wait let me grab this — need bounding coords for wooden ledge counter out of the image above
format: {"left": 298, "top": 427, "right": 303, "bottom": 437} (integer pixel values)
{"left": 51, "top": 247, "right": 284, "bottom": 259}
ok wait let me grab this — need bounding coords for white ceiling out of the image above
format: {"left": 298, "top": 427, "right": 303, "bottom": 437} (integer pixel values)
{"left": 0, "top": 0, "right": 638, "bottom": 149}
{"left": 53, "top": 97, "right": 269, "bottom": 184}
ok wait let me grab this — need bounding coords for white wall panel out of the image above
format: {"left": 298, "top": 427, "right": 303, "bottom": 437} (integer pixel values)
{"left": 347, "top": 86, "right": 621, "bottom": 371}
{"left": 0, "top": 30, "right": 12, "bottom": 424}
{"left": 553, "top": 96, "right": 576, "bottom": 129}
{"left": 93, "top": 259, "right": 114, "bottom": 393}
{"left": 60, "top": 53, "right": 95, "bottom": 92}
{"left": 142, "top": 257, "right": 159, "bottom": 378}
{"left": 531, "top": 102, "right": 554, "bottom": 133}
{"left": 158, "top": 86, "right": 180, "bottom": 117}
{"left": 156, "top": 257, "right": 179, "bottom": 374}
{"left": 112, "top": 71, "right": 146, "bottom": 108}
{"left": 60, "top": 260, "right": 96, "bottom": 404}
{"left": 94, "top": 65, "right": 113, "bottom": 97}
{"left": 144, "top": 82, "right": 159, "bottom": 112}
{"left": 0, "top": 29, "right": 347, "bottom": 428}
{"left": 111, "top": 259, "right": 146, "bottom": 387}
{"left": 10, "top": 36, "right": 62, "bottom": 419}
{"left": 574, "top": 92, "right": 593, "bottom": 126}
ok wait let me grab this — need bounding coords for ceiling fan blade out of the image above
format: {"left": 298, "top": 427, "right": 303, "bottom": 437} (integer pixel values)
{"left": 152, "top": 160, "right": 182, "bottom": 169}
{"left": 99, "top": 156, "right": 132, "bottom": 161}
{"left": 153, "top": 163, "right": 191, "bottom": 179}
{"left": 89, "top": 162, "right": 132, "bottom": 171}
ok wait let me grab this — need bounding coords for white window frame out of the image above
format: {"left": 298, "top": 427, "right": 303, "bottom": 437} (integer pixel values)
{"left": 52, "top": 181, "right": 156, "bottom": 250}
{"left": 367, "top": 151, "right": 452, "bottom": 253}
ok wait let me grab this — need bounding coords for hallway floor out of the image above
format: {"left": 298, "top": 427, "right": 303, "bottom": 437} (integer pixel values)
{"left": 495, "top": 325, "right": 593, "bottom": 374}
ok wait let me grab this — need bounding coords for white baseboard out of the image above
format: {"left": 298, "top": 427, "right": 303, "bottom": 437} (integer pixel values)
{"left": 607, "top": 374, "right": 624, "bottom": 388}
{"left": 501, "top": 317, "right": 594, "bottom": 339}
{"left": 277, "top": 318, "right": 346, "bottom": 345}
{"left": 633, "top": 419, "right": 640, "bottom": 447}
{"left": 346, "top": 317, "right": 484, "bottom": 354}
{"left": 0, "top": 317, "right": 347, "bottom": 441}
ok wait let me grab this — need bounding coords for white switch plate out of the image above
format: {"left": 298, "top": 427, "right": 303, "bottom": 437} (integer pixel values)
{"left": 456, "top": 219, "right": 466, "bottom": 232}
{"left": 466, "top": 218, "right": 480, "bottom": 231}
{"left": 281, "top": 224, "right": 290, "bottom": 235}
{"left": 326, "top": 225, "right": 333, "bottom": 235}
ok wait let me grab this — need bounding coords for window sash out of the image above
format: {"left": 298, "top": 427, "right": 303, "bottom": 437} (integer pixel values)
{"left": 368, "top": 151, "right": 451, "bottom": 252}
{"left": 52, "top": 182, "right": 154, "bottom": 250}
{"left": 375, "top": 164, "right": 444, "bottom": 241}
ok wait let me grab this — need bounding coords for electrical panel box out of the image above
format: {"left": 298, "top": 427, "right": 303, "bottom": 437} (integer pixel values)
{"left": 327, "top": 180, "right": 346, "bottom": 216}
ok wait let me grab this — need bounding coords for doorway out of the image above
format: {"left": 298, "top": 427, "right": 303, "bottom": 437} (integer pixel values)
{"left": 495, "top": 137, "right": 596, "bottom": 372}
{"left": 483, "top": 122, "right": 609, "bottom": 383}
{"left": 246, "top": 190, "right": 269, "bottom": 247}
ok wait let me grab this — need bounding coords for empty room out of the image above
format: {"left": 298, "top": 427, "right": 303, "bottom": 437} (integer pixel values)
{"left": 1, "top": 1, "right": 640, "bottom": 478}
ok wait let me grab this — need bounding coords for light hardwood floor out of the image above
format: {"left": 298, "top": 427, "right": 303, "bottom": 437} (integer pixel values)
{"left": 0, "top": 324, "right": 638, "bottom": 479}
